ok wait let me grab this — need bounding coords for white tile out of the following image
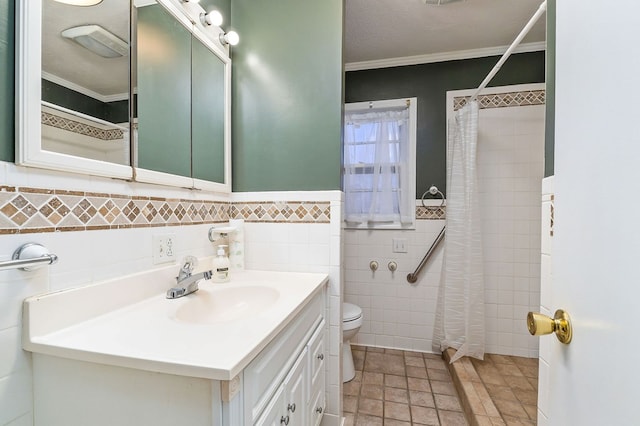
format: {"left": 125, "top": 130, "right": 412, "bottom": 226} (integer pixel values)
{"left": 0, "top": 327, "right": 30, "bottom": 378}
{"left": 0, "top": 370, "right": 32, "bottom": 425}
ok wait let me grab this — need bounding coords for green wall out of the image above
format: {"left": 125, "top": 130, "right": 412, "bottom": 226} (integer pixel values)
{"left": 345, "top": 52, "right": 546, "bottom": 197}
{"left": 231, "top": 0, "right": 343, "bottom": 192}
{"left": 0, "top": 0, "right": 14, "bottom": 162}
{"left": 545, "top": 0, "right": 556, "bottom": 177}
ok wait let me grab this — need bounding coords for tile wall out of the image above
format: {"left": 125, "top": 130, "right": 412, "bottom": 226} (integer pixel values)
{"left": 344, "top": 205, "right": 446, "bottom": 353}
{"left": 344, "top": 84, "right": 545, "bottom": 359}
{"left": 476, "top": 96, "right": 545, "bottom": 358}
{"left": 0, "top": 161, "right": 342, "bottom": 425}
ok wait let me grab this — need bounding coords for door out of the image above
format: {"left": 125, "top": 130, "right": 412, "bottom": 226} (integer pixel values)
{"left": 538, "top": 1, "right": 640, "bottom": 424}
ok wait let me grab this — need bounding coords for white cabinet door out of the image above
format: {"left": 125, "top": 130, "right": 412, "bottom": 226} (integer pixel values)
{"left": 255, "top": 348, "right": 308, "bottom": 426}
{"left": 254, "top": 385, "right": 286, "bottom": 426}
{"left": 283, "top": 348, "right": 307, "bottom": 425}
{"left": 307, "top": 321, "right": 325, "bottom": 426}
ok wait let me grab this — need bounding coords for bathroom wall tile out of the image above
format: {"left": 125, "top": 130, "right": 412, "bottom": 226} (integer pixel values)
{"left": 1, "top": 175, "right": 342, "bottom": 422}
{"left": 0, "top": 369, "right": 33, "bottom": 425}
{"left": 0, "top": 327, "right": 30, "bottom": 379}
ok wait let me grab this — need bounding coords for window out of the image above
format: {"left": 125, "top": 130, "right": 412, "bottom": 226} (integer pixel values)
{"left": 343, "top": 98, "right": 417, "bottom": 229}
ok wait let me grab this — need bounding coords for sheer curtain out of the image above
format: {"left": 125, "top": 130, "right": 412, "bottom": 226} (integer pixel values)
{"left": 434, "top": 101, "right": 485, "bottom": 362}
{"left": 343, "top": 109, "right": 412, "bottom": 225}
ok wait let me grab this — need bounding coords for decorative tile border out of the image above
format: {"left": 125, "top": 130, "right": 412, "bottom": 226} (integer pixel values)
{"left": 453, "top": 90, "right": 545, "bottom": 111}
{"left": 0, "top": 186, "right": 333, "bottom": 234}
{"left": 416, "top": 205, "right": 446, "bottom": 220}
{"left": 0, "top": 185, "right": 444, "bottom": 233}
{"left": 42, "top": 112, "right": 125, "bottom": 141}
{"left": 230, "top": 201, "right": 331, "bottom": 223}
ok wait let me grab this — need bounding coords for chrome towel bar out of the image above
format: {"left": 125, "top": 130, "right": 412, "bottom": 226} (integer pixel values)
{"left": 0, "top": 243, "right": 58, "bottom": 272}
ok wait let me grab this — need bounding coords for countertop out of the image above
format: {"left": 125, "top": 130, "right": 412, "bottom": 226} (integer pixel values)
{"left": 23, "top": 268, "right": 328, "bottom": 380}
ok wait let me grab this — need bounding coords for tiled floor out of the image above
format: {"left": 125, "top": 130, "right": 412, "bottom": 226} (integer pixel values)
{"left": 471, "top": 354, "right": 539, "bottom": 425}
{"left": 343, "top": 345, "right": 468, "bottom": 426}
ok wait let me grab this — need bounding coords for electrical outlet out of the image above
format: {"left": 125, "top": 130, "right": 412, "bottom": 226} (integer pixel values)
{"left": 392, "top": 238, "right": 408, "bottom": 253}
{"left": 153, "top": 234, "right": 177, "bottom": 264}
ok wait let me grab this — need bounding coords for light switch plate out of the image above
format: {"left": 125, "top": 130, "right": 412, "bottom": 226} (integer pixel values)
{"left": 392, "top": 238, "right": 408, "bottom": 253}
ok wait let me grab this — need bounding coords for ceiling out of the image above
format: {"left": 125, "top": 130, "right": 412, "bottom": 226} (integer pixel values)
{"left": 344, "top": 0, "right": 547, "bottom": 69}
{"left": 41, "top": 0, "right": 547, "bottom": 99}
{"left": 42, "top": 0, "right": 129, "bottom": 100}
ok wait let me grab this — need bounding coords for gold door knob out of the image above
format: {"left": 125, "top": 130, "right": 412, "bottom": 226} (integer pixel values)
{"left": 527, "top": 309, "right": 572, "bottom": 344}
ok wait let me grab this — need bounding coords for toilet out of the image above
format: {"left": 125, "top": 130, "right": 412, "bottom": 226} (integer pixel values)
{"left": 342, "top": 302, "right": 363, "bottom": 382}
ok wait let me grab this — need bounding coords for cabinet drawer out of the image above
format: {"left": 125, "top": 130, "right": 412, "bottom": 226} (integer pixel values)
{"left": 244, "top": 292, "right": 323, "bottom": 424}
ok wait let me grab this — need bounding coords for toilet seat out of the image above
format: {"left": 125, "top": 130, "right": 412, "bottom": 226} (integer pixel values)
{"left": 343, "top": 303, "right": 362, "bottom": 322}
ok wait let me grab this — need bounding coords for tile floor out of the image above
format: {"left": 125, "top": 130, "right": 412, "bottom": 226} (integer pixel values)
{"left": 343, "top": 345, "right": 468, "bottom": 426}
{"left": 470, "top": 354, "right": 538, "bottom": 425}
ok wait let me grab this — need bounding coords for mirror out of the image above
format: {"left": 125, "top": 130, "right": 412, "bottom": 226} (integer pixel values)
{"left": 41, "top": 0, "right": 130, "bottom": 167}
{"left": 134, "top": 0, "right": 230, "bottom": 190}
{"left": 17, "top": 0, "right": 231, "bottom": 192}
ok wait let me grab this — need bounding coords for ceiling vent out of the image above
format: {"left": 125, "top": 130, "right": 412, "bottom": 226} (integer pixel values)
{"left": 61, "top": 25, "right": 128, "bottom": 58}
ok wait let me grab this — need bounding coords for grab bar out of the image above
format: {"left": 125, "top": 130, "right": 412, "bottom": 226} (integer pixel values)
{"left": 0, "top": 243, "right": 58, "bottom": 272}
{"left": 407, "top": 225, "right": 445, "bottom": 283}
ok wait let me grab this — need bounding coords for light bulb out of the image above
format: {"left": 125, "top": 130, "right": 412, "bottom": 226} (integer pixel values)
{"left": 200, "top": 10, "right": 223, "bottom": 27}
{"left": 221, "top": 31, "right": 239, "bottom": 46}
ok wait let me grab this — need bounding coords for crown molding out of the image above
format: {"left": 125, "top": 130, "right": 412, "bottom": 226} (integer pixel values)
{"left": 345, "top": 41, "right": 546, "bottom": 72}
{"left": 42, "top": 71, "right": 128, "bottom": 103}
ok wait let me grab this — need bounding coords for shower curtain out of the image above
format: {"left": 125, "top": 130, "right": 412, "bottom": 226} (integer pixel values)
{"left": 434, "top": 100, "right": 485, "bottom": 362}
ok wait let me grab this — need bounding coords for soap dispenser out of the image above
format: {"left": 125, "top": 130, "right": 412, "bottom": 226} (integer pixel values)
{"left": 212, "top": 245, "right": 230, "bottom": 283}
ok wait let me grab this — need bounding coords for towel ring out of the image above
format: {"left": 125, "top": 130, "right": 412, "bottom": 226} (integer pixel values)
{"left": 421, "top": 185, "right": 445, "bottom": 208}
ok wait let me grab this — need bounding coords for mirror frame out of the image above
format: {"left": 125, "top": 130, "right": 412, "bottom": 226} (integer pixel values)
{"left": 16, "top": 0, "right": 232, "bottom": 193}
{"left": 16, "top": 0, "right": 133, "bottom": 180}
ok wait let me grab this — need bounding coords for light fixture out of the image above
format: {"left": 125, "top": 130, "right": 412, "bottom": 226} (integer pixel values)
{"left": 181, "top": 0, "right": 200, "bottom": 3}
{"left": 200, "top": 10, "right": 223, "bottom": 27}
{"left": 61, "top": 25, "right": 128, "bottom": 58}
{"left": 422, "top": 0, "right": 465, "bottom": 4}
{"left": 220, "top": 31, "right": 239, "bottom": 46}
{"left": 53, "top": 0, "right": 103, "bottom": 5}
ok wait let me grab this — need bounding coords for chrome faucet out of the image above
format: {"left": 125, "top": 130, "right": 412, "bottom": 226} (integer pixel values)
{"left": 166, "top": 256, "right": 212, "bottom": 299}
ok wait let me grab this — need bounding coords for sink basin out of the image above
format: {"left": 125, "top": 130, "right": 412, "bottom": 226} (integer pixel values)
{"left": 172, "top": 285, "right": 280, "bottom": 324}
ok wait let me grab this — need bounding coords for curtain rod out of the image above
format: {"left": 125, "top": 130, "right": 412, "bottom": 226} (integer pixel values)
{"left": 469, "top": 0, "right": 547, "bottom": 103}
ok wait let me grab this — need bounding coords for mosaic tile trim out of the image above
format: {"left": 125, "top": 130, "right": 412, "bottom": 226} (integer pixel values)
{"left": 42, "top": 112, "right": 125, "bottom": 141}
{"left": 416, "top": 205, "right": 446, "bottom": 220}
{"left": 0, "top": 185, "right": 444, "bottom": 233}
{"left": 550, "top": 194, "right": 554, "bottom": 237}
{"left": 230, "top": 201, "right": 331, "bottom": 223}
{"left": 0, "top": 186, "right": 334, "bottom": 234}
{"left": 453, "top": 90, "right": 545, "bottom": 111}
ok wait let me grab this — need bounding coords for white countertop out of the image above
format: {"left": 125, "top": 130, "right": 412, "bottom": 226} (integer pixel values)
{"left": 23, "top": 268, "right": 328, "bottom": 381}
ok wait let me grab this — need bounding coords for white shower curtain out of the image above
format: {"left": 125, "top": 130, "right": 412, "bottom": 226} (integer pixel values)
{"left": 434, "top": 100, "right": 485, "bottom": 362}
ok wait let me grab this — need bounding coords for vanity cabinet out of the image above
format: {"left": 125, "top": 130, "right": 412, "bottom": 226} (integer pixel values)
{"left": 252, "top": 320, "right": 326, "bottom": 426}
{"left": 27, "top": 272, "right": 327, "bottom": 426}
{"left": 242, "top": 290, "right": 325, "bottom": 425}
